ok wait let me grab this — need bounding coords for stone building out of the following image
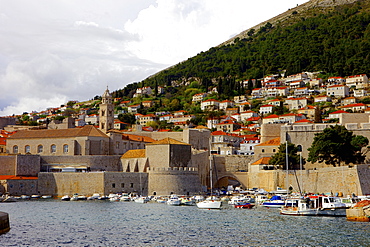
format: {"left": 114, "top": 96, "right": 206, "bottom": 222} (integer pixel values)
{"left": 6, "top": 125, "right": 110, "bottom": 156}
{"left": 99, "top": 87, "right": 114, "bottom": 133}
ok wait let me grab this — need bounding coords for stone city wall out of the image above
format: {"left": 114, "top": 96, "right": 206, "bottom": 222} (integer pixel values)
{"left": 148, "top": 168, "right": 202, "bottom": 196}
{"left": 40, "top": 155, "right": 122, "bottom": 172}
{"left": 247, "top": 165, "right": 370, "bottom": 196}
{"left": 38, "top": 172, "right": 148, "bottom": 196}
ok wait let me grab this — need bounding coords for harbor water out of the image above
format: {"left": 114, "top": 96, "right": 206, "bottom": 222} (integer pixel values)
{"left": 1, "top": 200, "right": 370, "bottom": 246}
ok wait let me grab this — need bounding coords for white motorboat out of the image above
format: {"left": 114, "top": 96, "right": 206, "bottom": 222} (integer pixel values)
{"left": 196, "top": 198, "right": 222, "bottom": 209}
{"left": 41, "top": 195, "right": 52, "bottom": 199}
{"left": 61, "top": 195, "right": 71, "bottom": 201}
{"left": 120, "top": 193, "right": 130, "bottom": 202}
{"left": 87, "top": 193, "right": 100, "bottom": 200}
{"left": 20, "top": 195, "right": 30, "bottom": 200}
{"left": 31, "top": 195, "right": 41, "bottom": 199}
{"left": 280, "top": 196, "right": 348, "bottom": 216}
{"left": 167, "top": 196, "right": 181, "bottom": 206}
{"left": 134, "top": 196, "right": 149, "bottom": 203}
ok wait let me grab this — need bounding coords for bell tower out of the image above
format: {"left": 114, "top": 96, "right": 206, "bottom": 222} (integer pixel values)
{"left": 99, "top": 86, "right": 114, "bottom": 133}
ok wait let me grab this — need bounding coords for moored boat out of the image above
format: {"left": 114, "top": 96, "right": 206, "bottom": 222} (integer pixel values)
{"left": 234, "top": 202, "right": 254, "bottom": 209}
{"left": 134, "top": 196, "right": 149, "bottom": 204}
{"left": 196, "top": 198, "right": 222, "bottom": 209}
{"left": 167, "top": 195, "right": 181, "bottom": 206}
{"left": 261, "top": 195, "right": 285, "bottom": 208}
{"left": 61, "top": 195, "right": 71, "bottom": 201}
{"left": 280, "top": 196, "right": 347, "bottom": 216}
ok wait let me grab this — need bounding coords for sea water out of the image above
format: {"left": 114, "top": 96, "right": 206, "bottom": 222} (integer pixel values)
{"left": 0, "top": 200, "right": 369, "bottom": 246}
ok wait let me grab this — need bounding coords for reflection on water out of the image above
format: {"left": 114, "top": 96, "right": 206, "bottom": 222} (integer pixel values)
{"left": 0, "top": 200, "right": 370, "bottom": 246}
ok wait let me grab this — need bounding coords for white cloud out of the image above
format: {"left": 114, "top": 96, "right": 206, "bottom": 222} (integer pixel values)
{"left": 0, "top": 0, "right": 308, "bottom": 116}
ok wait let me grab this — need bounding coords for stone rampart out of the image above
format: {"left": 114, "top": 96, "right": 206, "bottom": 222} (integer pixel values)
{"left": 40, "top": 155, "right": 122, "bottom": 172}
{"left": 148, "top": 169, "right": 202, "bottom": 196}
{"left": 38, "top": 172, "right": 148, "bottom": 196}
{"left": 247, "top": 165, "right": 370, "bottom": 196}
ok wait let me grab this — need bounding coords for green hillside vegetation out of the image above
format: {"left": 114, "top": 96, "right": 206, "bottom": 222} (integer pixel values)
{"left": 111, "top": 1, "right": 370, "bottom": 121}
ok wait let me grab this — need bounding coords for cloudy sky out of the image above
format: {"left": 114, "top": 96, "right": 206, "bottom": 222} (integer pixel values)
{"left": 0, "top": 0, "right": 308, "bottom": 116}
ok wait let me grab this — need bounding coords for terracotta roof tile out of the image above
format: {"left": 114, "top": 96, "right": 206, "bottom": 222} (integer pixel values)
{"left": 256, "top": 137, "right": 280, "bottom": 146}
{"left": 251, "top": 157, "right": 271, "bottom": 165}
{"left": 121, "top": 149, "right": 146, "bottom": 158}
{"left": 8, "top": 125, "right": 108, "bottom": 139}
{"left": 146, "top": 137, "right": 190, "bottom": 146}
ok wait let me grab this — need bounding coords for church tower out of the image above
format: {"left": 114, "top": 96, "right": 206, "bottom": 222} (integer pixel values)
{"left": 99, "top": 87, "right": 114, "bottom": 133}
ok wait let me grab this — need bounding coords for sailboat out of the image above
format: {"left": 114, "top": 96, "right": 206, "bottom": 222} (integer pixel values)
{"left": 197, "top": 155, "right": 221, "bottom": 209}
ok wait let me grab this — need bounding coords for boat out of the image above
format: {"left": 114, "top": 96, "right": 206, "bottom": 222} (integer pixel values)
{"left": 31, "top": 195, "right": 41, "bottom": 199}
{"left": 261, "top": 195, "right": 285, "bottom": 208}
{"left": 87, "top": 193, "right": 100, "bottom": 200}
{"left": 77, "top": 195, "right": 87, "bottom": 200}
{"left": 70, "top": 193, "right": 79, "bottom": 201}
{"left": 180, "top": 197, "right": 195, "bottom": 206}
{"left": 197, "top": 197, "right": 222, "bottom": 209}
{"left": 280, "top": 196, "right": 348, "bottom": 216}
{"left": 41, "top": 195, "right": 53, "bottom": 199}
{"left": 340, "top": 196, "right": 361, "bottom": 207}
{"left": 234, "top": 202, "right": 255, "bottom": 209}
{"left": 20, "top": 195, "right": 30, "bottom": 200}
{"left": 120, "top": 193, "right": 131, "bottom": 202}
{"left": 0, "top": 194, "right": 17, "bottom": 203}
{"left": 255, "top": 195, "right": 269, "bottom": 204}
{"left": 196, "top": 155, "right": 221, "bottom": 209}
{"left": 134, "top": 196, "right": 149, "bottom": 204}
{"left": 228, "top": 195, "right": 254, "bottom": 205}
{"left": 167, "top": 195, "right": 181, "bottom": 206}
{"left": 61, "top": 195, "right": 71, "bottom": 201}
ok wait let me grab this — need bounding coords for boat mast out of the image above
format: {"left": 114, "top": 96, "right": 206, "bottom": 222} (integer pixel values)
{"left": 286, "top": 141, "right": 289, "bottom": 196}
{"left": 210, "top": 155, "right": 213, "bottom": 197}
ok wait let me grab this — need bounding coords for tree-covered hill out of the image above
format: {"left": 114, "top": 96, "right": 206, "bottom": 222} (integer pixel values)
{"left": 114, "top": 0, "right": 370, "bottom": 100}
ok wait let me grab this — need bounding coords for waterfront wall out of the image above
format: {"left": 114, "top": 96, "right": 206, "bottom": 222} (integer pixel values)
{"left": 147, "top": 167, "right": 202, "bottom": 196}
{"left": 247, "top": 165, "right": 370, "bottom": 196}
{"left": 38, "top": 172, "right": 148, "bottom": 196}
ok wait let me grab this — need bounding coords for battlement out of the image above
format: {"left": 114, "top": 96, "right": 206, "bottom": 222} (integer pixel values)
{"left": 148, "top": 167, "right": 198, "bottom": 172}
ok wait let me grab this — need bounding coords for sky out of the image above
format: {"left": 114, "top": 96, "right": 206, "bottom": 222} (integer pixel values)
{"left": 0, "top": 0, "right": 308, "bottom": 116}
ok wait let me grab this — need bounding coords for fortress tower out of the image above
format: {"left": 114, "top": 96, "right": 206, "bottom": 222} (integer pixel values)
{"left": 99, "top": 87, "right": 114, "bottom": 133}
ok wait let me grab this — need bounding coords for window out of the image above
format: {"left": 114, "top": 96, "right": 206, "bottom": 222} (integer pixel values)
{"left": 121, "top": 183, "right": 124, "bottom": 188}
{"left": 262, "top": 149, "right": 265, "bottom": 153}
{"left": 116, "top": 142, "right": 120, "bottom": 149}
{"left": 63, "top": 144, "right": 69, "bottom": 153}
{"left": 51, "top": 145, "right": 56, "bottom": 153}
{"left": 38, "top": 145, "right": 43, "bottom": 153}
{"left": 130, "top": 183, "right": 134, "bottom": 188}
{"left": 13, "top": 145, "right": 18, "bottom": 154}
{"left": 273, "top": 149, "right": 276, "bottom": 152}
{"left": 25, "top": 145, "right": 30, "bottom": 153}
{"left": 112, "top": 183, "right": 115, "bottom": 188}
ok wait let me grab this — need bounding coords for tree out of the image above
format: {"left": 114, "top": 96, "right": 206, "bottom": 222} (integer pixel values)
{"left": 307, "top": 125, "right": 369, "bottom": 166}
{"left": 269, "top": 142, "right": 303, "bottom": 170}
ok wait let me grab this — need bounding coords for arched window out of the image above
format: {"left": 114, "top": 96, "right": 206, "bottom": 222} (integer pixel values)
{"left": 13, "top": 145, "right": 18, "bottom": 154}
{"left": 262, "top": 149, "right": 265, "bottom": 153}
{"left": 25, "top": 145, "right": 30, "bottom": 153}
{"left": 51, "top": 145, "right": 56, "bottom": 153}
{"left": 37, "top": 145, "right": 43, "bottom": 153}
{"left": 297, "top": 145, "right": 302, "bottom": 152}
{"left": 63, "top": 144, "right": 69, "bottom": 153}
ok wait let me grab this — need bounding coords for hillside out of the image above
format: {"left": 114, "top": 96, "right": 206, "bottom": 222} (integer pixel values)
{"left": 112, "top": 0, "right": 370, "bottom": 101}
